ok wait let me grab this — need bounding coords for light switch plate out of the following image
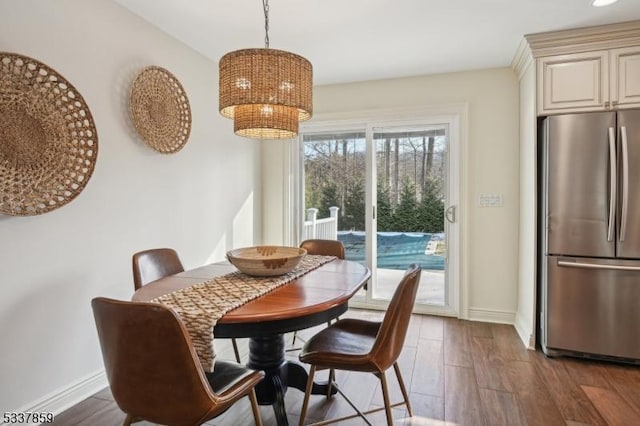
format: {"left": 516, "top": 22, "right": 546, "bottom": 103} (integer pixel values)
{"left": 479, "top": 193, "right": 503, "bottom": 207}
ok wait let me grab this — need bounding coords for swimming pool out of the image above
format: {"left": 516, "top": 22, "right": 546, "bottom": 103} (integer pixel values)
{"left": 337, "top": 231, "right": 446, "bottom": 271}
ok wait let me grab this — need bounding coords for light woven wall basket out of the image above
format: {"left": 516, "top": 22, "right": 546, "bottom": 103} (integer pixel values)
{"left": 129, "top": 66, "right": 191, "bottom": 154}
{"left": 0, "top": 52, "right": 99, "bottom": 216}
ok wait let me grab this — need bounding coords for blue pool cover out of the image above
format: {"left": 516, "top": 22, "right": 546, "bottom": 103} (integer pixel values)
{"left": 337, "top": 231, "right": 445, "bottom": 271}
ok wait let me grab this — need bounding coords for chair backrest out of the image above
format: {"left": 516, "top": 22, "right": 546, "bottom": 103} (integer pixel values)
{"left": 132, "top": 248, "right": 185, "bottom": 290}
{"left": 370, "top": 264, "right": 421, "bottom": 371}
{"left": 299, "top": 239, "right": 345, "bottom": 259}
{"left": 92, "top": 297, "right": 219, "bottom": 425}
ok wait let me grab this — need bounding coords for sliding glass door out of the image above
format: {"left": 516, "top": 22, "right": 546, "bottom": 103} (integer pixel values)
{"left": 371, "top": 126, "right": 449, "bottom": 307}
{"left": 299, "top": 115, "right": 459, "bottom": 315}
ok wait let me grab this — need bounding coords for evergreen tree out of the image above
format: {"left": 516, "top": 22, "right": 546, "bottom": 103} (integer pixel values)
{"left": 342, "top": 180, "right": 365, "bottom": 231}
{"left": 319, "top": 183, "right": 340, "bottom": 218}
{"left": 376, "top": 185, "right": 393, "bottom": 232}
{"left": 418, "top": 178, "right": 445, "bottom": 233}
{"left": 391, "top": 180, "right": 419, "bottom": 231}
{"left": 304, "top": 164, "right": 321, "bottom": 209}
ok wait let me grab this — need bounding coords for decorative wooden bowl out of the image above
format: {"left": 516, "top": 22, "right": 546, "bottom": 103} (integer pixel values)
{"left": 226, "top": 246, "right": 307, "bottom": 277}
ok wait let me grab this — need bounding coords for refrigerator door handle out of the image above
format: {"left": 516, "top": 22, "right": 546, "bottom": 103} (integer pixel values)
{"left": 608, "top": 127, "right": 617, "bottom": 242}
{"left": 620, "top": 126, "right": 629, "bottom": 242}
{"left": 558, "top": 259, "right": 640, "bottom": 271}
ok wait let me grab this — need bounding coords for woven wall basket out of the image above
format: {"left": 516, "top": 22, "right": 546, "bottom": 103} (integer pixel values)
{"left": 0, "top": 52, "right": 99, "bottom": 216}
{"left": 129, "top": 66, "right": 191, "bottom": 154}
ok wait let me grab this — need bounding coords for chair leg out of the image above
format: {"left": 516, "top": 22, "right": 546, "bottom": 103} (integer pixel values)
{"left": 379, "top": 371, "right": 394, "bottom": 426}
{"left": 393, "top": 362, "right": 413, "bottom": 417}
{"left": 232, "top": 338, "right": 241, "bottom": 363}
{"left": 326, "top": 368, "right": 335, "bottom": 400}
{"left": 327, "top": 316, "right": 340, "bottom": 327}
{"left": 298, "top": 365, "right": 316, "bottom": 426}
{"left": 123, "top": 414, "right": 135, "bottom": 426}
{"left": 286, "top": 331, "right": 305, "bottom": 353}
{"left": 249, "top": 388, "right": 263, "bottom": 426}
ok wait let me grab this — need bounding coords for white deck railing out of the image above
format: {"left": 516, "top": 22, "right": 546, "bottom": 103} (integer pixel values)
{"left": 302, "top": 206, "right": 339, "bottom": 240}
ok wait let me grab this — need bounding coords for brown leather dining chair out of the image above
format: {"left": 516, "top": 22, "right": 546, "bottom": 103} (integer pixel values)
{"left": 299, "top": 239, "right": 346, "bottom": 260}
{"left": 132, "top": 248, "right": 241, "bottom": 363}
{"left": 290, "top": 239, "right": 346, "bottom": 348}
{"left": 297, "top": 264, "right": 421, "bottom": 426}
{"left": 132, "top": 248, "right": 185, "bottom": 291}
{"left": 92, "top": 297, "right": 264, "bottom": 426}
{"left": 299, "top": 238, "right": 364, "bottom": 288}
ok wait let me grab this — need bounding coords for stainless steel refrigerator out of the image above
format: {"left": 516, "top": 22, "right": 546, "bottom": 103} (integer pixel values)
{"left": 540, "top": 109, "right": 640, "bottom": 362}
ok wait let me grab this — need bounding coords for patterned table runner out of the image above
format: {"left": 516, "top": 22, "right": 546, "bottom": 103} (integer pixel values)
{"left": 151, "top": 254, "right": 336, "bottom": 372}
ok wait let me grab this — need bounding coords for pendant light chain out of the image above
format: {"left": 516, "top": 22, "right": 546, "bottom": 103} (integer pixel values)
{"left": 263, "top": 0, "right": 270, "bottom": 48}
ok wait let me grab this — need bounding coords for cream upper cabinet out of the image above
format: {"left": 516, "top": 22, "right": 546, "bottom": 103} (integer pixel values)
{"left": 610, "top": 46, "right": 640, "bottom": 109}
{"left": 537, "top": 51, "right": 609, "bottom": 115}
{"left": 537, "top": 46, "right": 640, "bottom": 115}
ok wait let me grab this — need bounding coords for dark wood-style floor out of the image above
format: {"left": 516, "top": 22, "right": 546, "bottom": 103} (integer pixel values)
{"left": 53, "top": 309, "right": 640, "bottom": 425}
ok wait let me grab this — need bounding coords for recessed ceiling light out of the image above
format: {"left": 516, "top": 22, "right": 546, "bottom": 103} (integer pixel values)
{"left": 592, "top": 0, "right": 619, "bottom": 7}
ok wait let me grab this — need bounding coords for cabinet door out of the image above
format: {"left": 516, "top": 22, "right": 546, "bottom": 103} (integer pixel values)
{"left": 611, "top": 46, "right": 640, "bottom": 109}
{"left": 537, "top": 51, "right": 609, "bottom": 115}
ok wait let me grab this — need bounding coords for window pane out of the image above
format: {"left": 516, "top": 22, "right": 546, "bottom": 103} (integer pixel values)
{"left": 302, "top": 131, "right": 367, "bottom": 266}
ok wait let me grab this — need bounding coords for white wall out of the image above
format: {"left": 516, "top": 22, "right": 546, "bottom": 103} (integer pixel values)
{"left": 263, "top": 68, "right": 520, "bottom": 322}
{"left": 261, "top": 141, "right": 289, "bottom": 245}
{"left": 0, "top": 0, "right": 261, "bottom": 414}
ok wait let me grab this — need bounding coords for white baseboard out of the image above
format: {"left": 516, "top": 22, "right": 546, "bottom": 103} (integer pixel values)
{"left": 2, "top": 370, "right": 107, "bottom": 426}
{"left": 514, "top": 311, "right": 536, "bottom": 350}
{"left": 467, "top": 307, "right": 515, "bottom": 324}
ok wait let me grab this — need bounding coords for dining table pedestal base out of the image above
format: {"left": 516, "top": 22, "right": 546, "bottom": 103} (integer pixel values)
{"left": 247, "top": 334, "right": 336, "bottom": 426}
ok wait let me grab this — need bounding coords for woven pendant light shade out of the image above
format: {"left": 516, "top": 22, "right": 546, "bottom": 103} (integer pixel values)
{"left": 234, "top": 104, "right": 298, "bottom": 139}
{"left": 219, "top": 48, "right": 312, "bottom": 140}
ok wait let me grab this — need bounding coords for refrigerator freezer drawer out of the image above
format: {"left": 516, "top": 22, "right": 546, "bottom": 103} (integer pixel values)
{"left": 545, "top": 256, "right": 640, "bottom": 360}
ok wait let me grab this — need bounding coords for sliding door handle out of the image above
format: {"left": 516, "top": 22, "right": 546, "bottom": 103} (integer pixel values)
{"left": 445, "top": 205, "right": 456, "bottom": 223}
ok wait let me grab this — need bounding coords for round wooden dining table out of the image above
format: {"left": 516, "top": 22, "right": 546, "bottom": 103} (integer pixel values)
{"left": 132, "top": 258, "right": 370, "bottom": 426}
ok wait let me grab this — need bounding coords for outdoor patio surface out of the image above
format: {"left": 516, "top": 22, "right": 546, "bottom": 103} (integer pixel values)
{"left": 372, "top": 267, "right": 445, "bottom": 305}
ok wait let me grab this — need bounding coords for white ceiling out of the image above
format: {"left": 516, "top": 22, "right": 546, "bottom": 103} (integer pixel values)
{"left": 115, "top": 0, "right": 640, "bottom": 85}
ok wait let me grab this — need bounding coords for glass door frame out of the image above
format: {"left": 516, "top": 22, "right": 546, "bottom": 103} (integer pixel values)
{"left": 290, "top": 105, "right": 466, "bottom": 317}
